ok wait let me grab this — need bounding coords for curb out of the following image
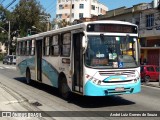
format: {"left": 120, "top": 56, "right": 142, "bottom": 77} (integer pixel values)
{"left": 142, "top": 83, "right": 160, "bottom": 88}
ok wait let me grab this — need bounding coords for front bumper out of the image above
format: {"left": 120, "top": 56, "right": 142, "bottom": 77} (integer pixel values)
{"left": 84, "top": 80, "right": 141, "bottom": 96}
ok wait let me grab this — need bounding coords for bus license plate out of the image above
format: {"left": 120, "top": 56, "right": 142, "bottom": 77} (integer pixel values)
{"left": 115, "top": 87, "right": 124, "bottom": 91}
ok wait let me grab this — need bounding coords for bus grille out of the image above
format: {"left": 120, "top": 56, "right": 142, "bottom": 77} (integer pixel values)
{"left": 98, "top": 70, "right": 135, "bottom": 76}
{"left": 103, "top": 80, "right": 133, "bottom": 83}
{"left": 105, "top": 88, "right": 134, "bottom": 95}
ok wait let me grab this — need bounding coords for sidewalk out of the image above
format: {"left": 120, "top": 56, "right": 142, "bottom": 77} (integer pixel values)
{"left": 0, "top": 79, "right": 42, "bottom": 119}
{"left": 142, "top": 81, "right": 160, "bottom": 88}
{"left": 0, "top": 82, "right": 40, "bottom": 111}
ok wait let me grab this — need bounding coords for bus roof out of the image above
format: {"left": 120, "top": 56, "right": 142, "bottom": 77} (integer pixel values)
{"left": 17, "top": 20, "right": 137, "bottom": 41}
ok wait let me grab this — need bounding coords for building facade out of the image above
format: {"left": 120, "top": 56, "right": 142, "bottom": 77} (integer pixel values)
{"left": 0, "top": 42, "right": 6, "bottom": 54}
{"left": 56, "top": 0, "right": 108, "bottom": 22}
{"left": 98, "top": 0, "right": 160, "bottom": 66}
{"left": 139, "top": 8, "right": 160, "bottom": 65}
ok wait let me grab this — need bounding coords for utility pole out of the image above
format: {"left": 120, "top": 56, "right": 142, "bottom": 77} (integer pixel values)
{"left": 47, "top": 16, "right": 50, "bottom": 31}
{"left": 89, "top": 0, "right": 91, "bottom": 18}
{"left": 69, "top": 0, "right": 72, "bottom": 23}
{"left": 159, "top": 49, "right": 160, "bottom": 86}
{"left": 8, "top": 21, "right": 10, "bottom": 55}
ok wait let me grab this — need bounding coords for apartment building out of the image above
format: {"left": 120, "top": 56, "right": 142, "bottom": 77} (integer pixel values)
{"left": 56, "top": 0, "right": 108, "bottom": 22}
{"left": 98, "top": 0, "right": 160, "bottom": 66}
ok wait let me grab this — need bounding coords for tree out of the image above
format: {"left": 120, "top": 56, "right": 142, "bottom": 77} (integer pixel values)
{"left": 0, "top": 6, "right": 11, "bottom": 44}
{"left": 12, "top": 0, "right": 50, "bottom": 37}
{"left": 57, "top": 19, "right": 70, "bottom": 28}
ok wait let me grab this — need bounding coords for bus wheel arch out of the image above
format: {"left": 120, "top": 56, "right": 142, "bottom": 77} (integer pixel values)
{"left": 26, "top": 67, "right": 31, "bottom": 84}
{"left": 58, "top": 72, "right": 71, "bottom": 99}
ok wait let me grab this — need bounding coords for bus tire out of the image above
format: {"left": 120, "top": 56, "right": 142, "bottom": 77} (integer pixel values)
{"left": 26, "top": 69, "right": 31, "bottom": 84}
{"left": 59, "top": 77, "right": 71, "bottom": 99}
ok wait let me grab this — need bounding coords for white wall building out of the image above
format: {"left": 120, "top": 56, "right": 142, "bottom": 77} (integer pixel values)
{"left": 0, "top": 42, "right": 6, "bottom": 54}
{"left": 56, "top": 0, "right": 108, "bottom": 22}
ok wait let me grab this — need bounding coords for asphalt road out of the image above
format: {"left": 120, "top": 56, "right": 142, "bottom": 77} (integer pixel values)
{"left": 0, "top": 63, "right": 160, "bottom": 120}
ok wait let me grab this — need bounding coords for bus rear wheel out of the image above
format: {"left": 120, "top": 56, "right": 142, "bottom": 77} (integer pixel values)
{"left": 59, "top": 77, "right": 71, "bottom": 99}
{"left": 26, "top": 69, "right": 31, "bottom": 84}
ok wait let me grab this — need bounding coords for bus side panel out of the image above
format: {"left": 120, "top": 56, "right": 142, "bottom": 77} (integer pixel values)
{"left": 41, "top": 57, "right": 59, "bottom": 88}
{"left": 16, "top": 56, "right": 36, "bottom": 79}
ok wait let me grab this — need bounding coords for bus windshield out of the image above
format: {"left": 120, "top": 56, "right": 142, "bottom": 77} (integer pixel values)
{"left": 85, "top": 35, "right": 139, "bottom": 69}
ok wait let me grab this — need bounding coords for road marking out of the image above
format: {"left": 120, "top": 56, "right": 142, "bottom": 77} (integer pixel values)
{"left": 0, "top": 66, "right": 16, "bottom": 70}
{"left": 4, "top": 66, "right": 16, "bottom": 69}
{"left": 0, "top": 67, "right": 4, "bottom": 69}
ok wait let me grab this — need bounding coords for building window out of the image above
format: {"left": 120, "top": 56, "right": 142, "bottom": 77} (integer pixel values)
{"left": 50, "top": 35, "right": 59, "bottom": 56}
{"left": 146, "top": 14, "right": 154, "bottom": 28}
{"left": 79, "top": 4, "right": 84, "bottom": 9}
{"left": 91, "top": 5, "right": 95, "bottom": 10}
{"left": 72, "top": 13, "right": 74, "bottom": 18}
{"left": 59, "top": 14, "right": 62, "bottom": 18}
{"left": 79, "top": 13, "right": 83, "bottom": 18}
{"left": 57, "top": 14, "right": 62, "bottom": 18}
{"left": 72, "top": 4, "right": 74, "bottom": 9}
{"left": 59, "top": 5, "right": 63, "bottom": 9}
{"left": 61, "top": 33, "right": 71, "bottom": 56}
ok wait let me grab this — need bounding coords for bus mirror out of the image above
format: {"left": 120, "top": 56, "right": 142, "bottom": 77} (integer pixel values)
{"left": 82, "top": 36, "right": 87, "bottom": 54}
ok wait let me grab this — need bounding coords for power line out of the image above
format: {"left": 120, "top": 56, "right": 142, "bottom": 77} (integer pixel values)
{"left": 0, "top": 0, "right": 5, "bottom": 5}
{"left": 45, "top": 1, "right": 55, "bottom": 11}
{"left": 45, "top": 1, "right": 56, "bottom": 12}
{"left": 5, "top": 0, "right": 16, "bottom": 9}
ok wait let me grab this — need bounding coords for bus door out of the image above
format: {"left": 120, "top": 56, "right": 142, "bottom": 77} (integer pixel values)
{"left": 72, "top": 32, "right": 83, "bottom": 93}
{"left": 36, "top": 38, "right": 43, "bottom": 82}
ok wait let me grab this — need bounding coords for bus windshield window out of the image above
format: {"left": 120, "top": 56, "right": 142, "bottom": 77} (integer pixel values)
{"left": 85, "top": 35, "right": 139, "bottom": 68}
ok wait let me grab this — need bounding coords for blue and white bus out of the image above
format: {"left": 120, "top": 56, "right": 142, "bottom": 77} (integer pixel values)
{"left": 16, "top": 20, "right": 141, "bottom": 98}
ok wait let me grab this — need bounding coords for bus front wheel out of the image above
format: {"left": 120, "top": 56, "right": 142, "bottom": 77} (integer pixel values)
{"left": 59, "top": 77, "right": 71, "bottom": 99}
{"left": 26, "top": 69, "right": 31, "bottom": 84}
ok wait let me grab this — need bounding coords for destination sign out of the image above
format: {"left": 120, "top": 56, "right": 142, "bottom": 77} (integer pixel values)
{"left": 87, "top": 24, "right": 137, "bottom": 33}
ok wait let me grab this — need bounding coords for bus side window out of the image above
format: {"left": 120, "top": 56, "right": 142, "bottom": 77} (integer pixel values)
{"left": 61, "top": 33, "right": 71, "bottom": 57}
{"left": 22, "top": 41, "right": 26, "bottom": 55}
{"left": 31, "top": 40, "right": 35, "bottom": 55}
{"left": 43, "top": 37, "right": 50, "bottom": 56}
{"left": 50, "top": 35, "right": 59, "bottom": 56}
{"left": 26, "top": 41, "right": 30, "bottom": 56}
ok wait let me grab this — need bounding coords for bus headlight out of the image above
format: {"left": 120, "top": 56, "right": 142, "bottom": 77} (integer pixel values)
{"left": 134, "top": 77, "right": 139, "bottom": 83}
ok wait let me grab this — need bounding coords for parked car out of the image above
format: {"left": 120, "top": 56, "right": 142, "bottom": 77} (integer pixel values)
{"left": 2, "top": 55, "right": 16, "bottom": 65}
{"left": 140, "top": 65, "right": 160, "bottom": 82}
